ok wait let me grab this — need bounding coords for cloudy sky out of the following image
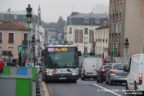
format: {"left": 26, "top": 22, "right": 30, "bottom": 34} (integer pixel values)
{"left": 0, "top": 0, "right": 109, "bottom": 22}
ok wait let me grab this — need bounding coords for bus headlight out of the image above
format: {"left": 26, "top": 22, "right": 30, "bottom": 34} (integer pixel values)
{"left": 46, "top": 71, "right": 53, "bottom": 76}
{"left": 72, "top": 71, "right": 78, "bottom": 75}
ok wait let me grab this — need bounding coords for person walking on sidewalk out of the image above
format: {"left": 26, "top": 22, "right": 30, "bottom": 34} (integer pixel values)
{"left": 0, "top": 61, "right": 5, "bottom": 74}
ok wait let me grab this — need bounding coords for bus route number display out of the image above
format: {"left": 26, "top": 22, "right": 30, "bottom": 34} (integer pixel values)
{"left": 48, "top": 48, "right": 68, "bottom": 52}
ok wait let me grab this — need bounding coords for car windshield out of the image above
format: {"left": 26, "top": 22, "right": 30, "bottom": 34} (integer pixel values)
{"left": 45, "top": 52, "right": 78, "bottom": 68}
{"left": 113, "top": 64, "right": 124, "bottom": 70}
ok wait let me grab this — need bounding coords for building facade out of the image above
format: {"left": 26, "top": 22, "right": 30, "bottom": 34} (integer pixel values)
{"left": 109, "top": 0, "right": 124, "bottom": 57}
{"left": 0, "top": 20, "right": 30, "bottom": 61}
{"left": 109, "top": 0, "right": 144, "bottom": 57}
{"left": 123, "top": 0, "right": 144, "bottom": 56}
{"left": 0, "top": 7, "right": 46, "bottom": 61}
{"left": 66, "top": 12, "right": 108, "bottom": 53}
{"left": 95, "top": 26, "right": 109, "bottom": 58}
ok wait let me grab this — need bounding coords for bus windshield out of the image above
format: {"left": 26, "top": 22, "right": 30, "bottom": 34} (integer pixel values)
{"left": 45, "top": 52, "right": 78, "bottom": 68}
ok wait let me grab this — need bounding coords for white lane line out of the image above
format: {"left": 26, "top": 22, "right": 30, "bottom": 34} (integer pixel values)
{"left": 91, "top": 83, "right": 122, "bottom": 96}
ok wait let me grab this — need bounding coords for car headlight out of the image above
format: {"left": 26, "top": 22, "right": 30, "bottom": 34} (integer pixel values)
{"left": 72, "top": 71, "right": 78, "bottom": 75}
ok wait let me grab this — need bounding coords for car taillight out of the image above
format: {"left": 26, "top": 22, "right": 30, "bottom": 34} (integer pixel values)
{"left": 139, "top": 73, "right": 143, "bottom": 84}
{"left": 101, "top": 68, "right": 105, "bottom": 72}
{"left": 110, "top": 69, "right": 115, "bottom": 74}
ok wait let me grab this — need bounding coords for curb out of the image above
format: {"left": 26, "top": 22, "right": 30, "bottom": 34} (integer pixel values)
{"left": 41, "top": 81, "right": 49, "bottom": 96}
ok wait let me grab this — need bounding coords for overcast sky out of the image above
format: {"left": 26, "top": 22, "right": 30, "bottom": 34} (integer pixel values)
{"left": 0, "top": 0, "right": 109, "bottom": 23}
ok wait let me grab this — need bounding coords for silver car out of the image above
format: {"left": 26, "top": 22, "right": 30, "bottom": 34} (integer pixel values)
{"left": 105, "top": 63, "right": 128, "bottom": 85}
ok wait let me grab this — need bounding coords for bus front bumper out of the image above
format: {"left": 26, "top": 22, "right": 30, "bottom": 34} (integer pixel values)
{"left": 45, "top": 74, "right": 79, "bottom": 80}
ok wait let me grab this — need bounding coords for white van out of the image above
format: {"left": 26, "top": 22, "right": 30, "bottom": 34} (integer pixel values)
{"left": 81, "top": 57, "right": 102, "bottom": 80}
{"left": 124, "top": 54, "right": 144, "bottom": 95}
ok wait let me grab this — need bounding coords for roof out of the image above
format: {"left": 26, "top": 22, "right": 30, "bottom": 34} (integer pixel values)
{"left": 0, "top": 11, "right": 37, "bottom": 15}
{"left": 0, "top": 20, "right": 27, "bottom": 30}
{"left": 96, "top": 25, "right": 109, "bottom": 30}
{"left": 68, "top": 12, "right": 108, "bottom": 18}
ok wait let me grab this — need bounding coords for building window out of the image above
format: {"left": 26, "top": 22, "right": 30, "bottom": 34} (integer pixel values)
{"left": 95, "top": 19, "right": 100, "bottom": 24}
{"left": 84, "top": 28, "right": 88, "bottom": 34}
{"left": 8, "top": 33, "right": 14, "bottom": 43}
{"left": 0, "top": 32, "right": 2, "bottom": 43}
{"left": 84, "top": 18, "right": 89, "bottom": 24}
{"left": 24, "top": 33, "right": 27, "bottom": 40}
{"left": 8, "top": 47, "right": 13, "bottom": 55}
{"left": 69, "top": 27, "right": 72, "bottom": 34}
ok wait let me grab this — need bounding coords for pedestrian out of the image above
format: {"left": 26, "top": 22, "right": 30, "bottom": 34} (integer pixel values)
{"left": 0, "top": 61, "right": 5, "bottom": 74}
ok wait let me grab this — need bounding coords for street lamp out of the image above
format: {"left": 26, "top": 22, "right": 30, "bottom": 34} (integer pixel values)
{"left": 26, "top": 4, "right": 32, "bottom": 67}
{"left": 124, "top": 38, "right": 129, "bottom": 56}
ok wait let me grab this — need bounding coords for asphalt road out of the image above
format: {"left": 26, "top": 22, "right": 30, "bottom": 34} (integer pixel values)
{"left": 46, "top": 79, "right": 126, "bottom": 96}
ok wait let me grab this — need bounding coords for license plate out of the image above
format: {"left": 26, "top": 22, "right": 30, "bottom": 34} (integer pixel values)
{"left": 59, "top": 77, "right": 66, "bottom": 80}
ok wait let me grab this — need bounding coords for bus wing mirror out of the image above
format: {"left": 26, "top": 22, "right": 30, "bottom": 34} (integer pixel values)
{"left": 78, "top": 51, "right": 81, "bottom": 56}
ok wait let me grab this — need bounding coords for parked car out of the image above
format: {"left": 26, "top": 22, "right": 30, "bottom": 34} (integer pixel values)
{"left": 81, "top": 57, "right": 102, "bottom": 80}
{"left": 97, "top": 64, "right": 111, "bottom": 83}
{"left": 105, "top": 63, "right": 128, "bottom": 85}
{"left": 124, "top": 54, "right": 144, "bottom": 95}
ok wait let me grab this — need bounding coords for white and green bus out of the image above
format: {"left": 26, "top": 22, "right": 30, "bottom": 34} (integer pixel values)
{"left": 42, "top": 45, "right": 81, "bottom": 83}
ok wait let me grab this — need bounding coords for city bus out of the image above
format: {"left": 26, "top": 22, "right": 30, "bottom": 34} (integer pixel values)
{"left": 42, "top": 45, "right": 81, "bottom": 83}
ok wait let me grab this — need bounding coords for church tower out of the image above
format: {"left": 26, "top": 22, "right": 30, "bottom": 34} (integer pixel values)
{"left": 38, "top": 5, "right": 41, "bottom": 25}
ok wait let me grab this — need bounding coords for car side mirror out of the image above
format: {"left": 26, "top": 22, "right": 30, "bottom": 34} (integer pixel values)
{"left": 78, "top": 51, "right": 81, "bottom": 56}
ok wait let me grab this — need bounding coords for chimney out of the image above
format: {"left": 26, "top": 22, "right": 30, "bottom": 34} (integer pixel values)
{"left": 71, "top": 12, "right": 79, "bottom": 16}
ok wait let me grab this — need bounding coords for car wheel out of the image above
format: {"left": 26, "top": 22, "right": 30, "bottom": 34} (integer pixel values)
{"left": 81, "top": 74, "right": 85, "bottom": 80}
{"left": 96, "top": 75, "right": 99, "bottom": 83}
{"left": 72, "top": 80, "right": 77, "bottom": 83}
{"left": 108, "top": 77, "right": 113, "bottom": 85}
{"left": 106, "top": 80, "right": 109, "bottom": 84}
{"left": 97, "top": 79, "right": 99, "bottom": 83}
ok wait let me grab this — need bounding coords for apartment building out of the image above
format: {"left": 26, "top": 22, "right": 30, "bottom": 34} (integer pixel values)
{"left": 109, "top": 0, "right": 124, "bottom": 57}
{"left": 109, "top": 0, "right": 144, "bottom": 57}
{"left": 0, "top": 20, "right": 30, "bottom": 60}
{"left": 95, "top": 26, "right": 109, "bottom": 58}
{"left": 123, "top": 0, "right": 144, "bottom": 56}
{"left": 66, "top": 12, "right": 108, "bottom": 53}
{"left": 0, "top": 6, "right": 46, "bottom": 59}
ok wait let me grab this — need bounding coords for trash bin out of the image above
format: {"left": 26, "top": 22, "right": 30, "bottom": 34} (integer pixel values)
{"left": 3, "top": 66, "right": 10, "bottom": 75}
{"left": 0, "top": 75, "right": 32, "bottom": 96}
{"left": 32, "top": 67, "right": 37, "bottom": 80}
{"left": 10, "top": 66, "right": 17, "bottom": 75}
{"left": 18, "top": 67, "right": 28, "bottom": 76}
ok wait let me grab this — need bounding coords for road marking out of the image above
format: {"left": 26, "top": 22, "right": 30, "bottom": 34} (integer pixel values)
{"left": 91, "top": 83, "right": 122, "bottom": 96}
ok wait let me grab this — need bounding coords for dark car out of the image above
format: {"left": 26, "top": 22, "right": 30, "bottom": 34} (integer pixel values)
{"left": 97, "top": 64, "right": 111, "bottom": 83}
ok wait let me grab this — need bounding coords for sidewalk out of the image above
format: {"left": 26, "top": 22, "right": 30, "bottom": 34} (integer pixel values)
{"left": 39, "top": 73, "right": 49, "bottom": 96}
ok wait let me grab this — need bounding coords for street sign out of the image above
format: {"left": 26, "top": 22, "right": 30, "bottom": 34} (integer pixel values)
{"left": 18, "top": 45, "right": 23, "bottom": 53}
